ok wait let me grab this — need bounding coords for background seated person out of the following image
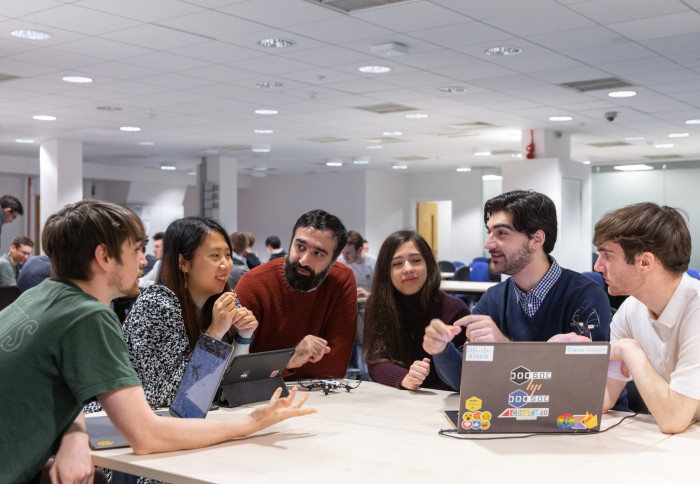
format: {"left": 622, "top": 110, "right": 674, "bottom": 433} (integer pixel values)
{"left": 121, "top": 217, "right": 258, "bottom": 408}
{"left": 16, "top": 254, "right": 51, "bottom": 293}
{"left": 364, "top": 231, "right": 469, "bottom": 390}
{"left": 595, "top": 203, "right": 700, "bottom": 434}
{"left": 236, "top": 209, "right": 356, "bottom": 380}
{"left": 265, "top": 235, "right": 286, "bottom": 261}
{"left": 338, "top": 230, "right": 375, "bottom": 298}
{"left": 424, "top": 189, "right": 611, "bottom": 391}
{"left": 0, "top": 236, "right": 34, "bottom": 286}
{"left": 0, "top": 200, "right": 312, "bottom": 484}
{"left": 228, "top": 231, "right": 251, "bottom": 289}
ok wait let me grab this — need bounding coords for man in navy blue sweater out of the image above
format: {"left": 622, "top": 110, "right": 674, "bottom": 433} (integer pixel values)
{"left": 424, "top": 189, "right": 611, "bottom": 391}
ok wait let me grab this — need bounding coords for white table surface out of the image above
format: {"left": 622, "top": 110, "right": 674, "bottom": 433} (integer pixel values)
{"left": 440, "top": 280, "right": 497, "bottom": 293}
{"left": 90, "top": 382, "right": 698, "bottom": 484}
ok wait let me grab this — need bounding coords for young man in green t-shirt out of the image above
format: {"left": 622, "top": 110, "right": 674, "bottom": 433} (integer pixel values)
{"left": 0, "top": 200, "right": 314, "bottom": 483}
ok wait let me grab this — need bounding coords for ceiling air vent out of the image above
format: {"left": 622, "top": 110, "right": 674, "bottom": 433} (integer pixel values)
{"left": 560, "top": 77, "right": 633, "bottom": 92}
{"left": 588, "top": 141, "right": 631, "bottom": 148}
{"left": 302, "top": 0, "right": 416, "bottom": 13}
{"left": 364, "top": 136, "right": 403, "bottom": 144}
{"left": 217, "top": 144, "right": 251, "bottom": 151}
{"left": 302, "top": 136, "right": 349, "bottom": 143}
{"left": 0, "top": 73, "right": 18, "bottom": 83}
{"left": 444, "top": 121, "right": 495, "bottom": 129}
{"left": 355, "top": 103, "right": 417, "bottom": 114}
{"left": 392, "top": 155, "right": 428, "bottom": 161}
{"left": 491, "top": 149, "right": 521, "bottom": 155}
{"left": 645, "top": 154, "right": 682, "bottom": 160}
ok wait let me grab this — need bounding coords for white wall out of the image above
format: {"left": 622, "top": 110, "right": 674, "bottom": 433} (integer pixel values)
{"left": 593, "top": 165, "right": 700, "bottom": 270}
{"left": 365, "top": 170, "right": 409, "bottom": 256}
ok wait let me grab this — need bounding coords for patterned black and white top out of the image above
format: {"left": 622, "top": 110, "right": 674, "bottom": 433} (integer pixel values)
{"left": 122, "top": 284, "right": 192, "bottom": 408}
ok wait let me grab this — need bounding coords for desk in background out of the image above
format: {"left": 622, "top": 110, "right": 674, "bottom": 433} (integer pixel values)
{"left": 90, "top": 382, "right": 698, "bottom": 483}
{"left": 440, "top": 280, "right": 497, "bottom": 293}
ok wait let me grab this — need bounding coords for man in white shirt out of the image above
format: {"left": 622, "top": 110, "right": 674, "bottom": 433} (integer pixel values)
{"left": 138, "top": 232, "right": 163, "bottom": 288}
{"left": 594, "top": 202, "right": 700, "bottom": 434}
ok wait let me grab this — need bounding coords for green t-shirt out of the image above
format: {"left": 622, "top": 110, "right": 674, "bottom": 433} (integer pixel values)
{"left": 0, "top": 253, "right": 18, "bottom": 286}
{"left": 0, "top": 279, "right": 141, "bottom": 483}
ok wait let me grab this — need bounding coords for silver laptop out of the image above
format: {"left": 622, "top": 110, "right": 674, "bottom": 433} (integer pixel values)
{"left": 451, "top": 342, "right": 609, "bottom": 434}
{"left": 88, "top": 334, "right": 232, "bottom": 449}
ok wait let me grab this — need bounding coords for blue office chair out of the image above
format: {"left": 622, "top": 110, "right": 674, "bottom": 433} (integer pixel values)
{"left": 687, "top": 268, "right": 700, "bottom": 280}
{"left": 453, "top": 265, "right": 471, "bottom": 281}
{"left": 471, "top": 257, "right": 488, "bottom": 264}
{"left": 438, "top": 260, "right": 456, "bottom": 272}
{"left": 453, "top": 261, "right": 465, "bottom": 269}
{"left": 469, "top": 261, "right": 489, "bottom": 282}
{"left": 582, "top": 271, "right": 605, "bottom": 288}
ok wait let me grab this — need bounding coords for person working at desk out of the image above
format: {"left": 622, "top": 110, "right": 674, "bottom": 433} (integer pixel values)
{"left": 0, "top": 235, "right": 34, "bottom": 286}
{"left": 364, "top": 230, "right": 469, "bottom": 390}
{"left": 338, "top": 230, "right": 376, "bottom": 298}
{"left": 0, "top": 200, "right": 314, "bottom": 484}
{"left": 236, "top": 209, "right": 357, "bottom": 379}
{"left": 423, "top": 189, "right": 611, "bottom": 391}
{"left": 594, "top": 203, "right": 700, "bottom": 434}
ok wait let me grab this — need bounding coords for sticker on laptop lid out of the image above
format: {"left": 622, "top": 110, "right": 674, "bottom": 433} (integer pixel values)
{"left": 465, "top": 345, "right": 494, "bottom": 362}
{"left": 557, "top": 412, "right": 598, "bottom": 430}
{"left": 565, "top": 345, "right": 608, "bottom": 355}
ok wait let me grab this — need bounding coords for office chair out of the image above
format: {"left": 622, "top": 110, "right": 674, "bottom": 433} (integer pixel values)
{"left": 453, "top": 265, "right": 471, "bottom": 281}
{"left": 438, "top": 260, "right": 456, "bottom": 273}
{"left": 582, "top": 271, "right": 605, "bottom": 288}
{"left": 0, "top": 286, "right": 21, "bottom": 311}
{"left": 471, "top": 257, "right": 488, "bottom": 264}
{"left": 687, "top": 268, "right": 700, "bottom": 280}
{"left": 469, "top": 261, "right": 489, "bottom": 282}
{"left": 452, "top": 261, "right": 465, "bottom": 269}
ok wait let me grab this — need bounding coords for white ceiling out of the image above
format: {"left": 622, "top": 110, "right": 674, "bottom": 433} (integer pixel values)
{"left": 1, "top": 0, "right": 700, "bottom": 176}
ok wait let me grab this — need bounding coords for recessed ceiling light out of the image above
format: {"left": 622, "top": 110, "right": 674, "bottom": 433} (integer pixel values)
{"left": 405, "top": 113, "right": 428, "bottom": 119}
{"left": 685, "top": 119, "right": 700, "bottom": 125}
{"left": 608, "top": 90, "right": 637, "bottom": 98}
{"left": 382, "top": 131, "right": 402, "bottom": 136}
{"left": 120, "top": 126, "right": 141, "bottom": 132}
{"left": 456, "top": 167, "right": 472, "bottom": 172}
{"left": 614, "top": 164, "right": 653, "bottom": 171}
{"left": 33, "top": 115, "right": 56, "bottom": 121}
{"left": 256, "top": 81, "right": 284, "bottom": 89}
{"left": 392, "top": 164, "right": 408, "bottom": 170}
{"left": 96, "top": 105, "right": 122, "bottom": 111}
{"left": 474, "top": 150, "right": 492, "bottom": 156}
{"left": 253, "top": 167, "right": 268, "bottom": 172}
{"left": 484, "top": 46, "right": 522, "bottom": 56}
{"left": 625, "top": 136, "right": 645, "bottom": 141}
{"left": 353, "top": 158, "right": 370, "bottom": 165}
{"left": 187, "top": 170, "right": 197, "bottom": 176}
{"left": 255, "top": 109, "right": 278, "bottom": 115}
{"left": 358, "top": 65, "right": 391, "bottom": 74}
{"left": 11, "top": 29, "right": 52, "bottom": 40}
{"left": 137, "top": 141, "right": 155, "bottom": 146}
{"left": 326, "top": 161, "right": 343, "bottom": 167}
{"left": 511, "top": 153, "right": 523, "bottom": 158}
{"left": 581, "top": 160, "right": 591, "bottom": 165}
{"left": 254, "top": 129, "right": 274, "bottom": 134}
{"left": 15, "top": 139, "right": 35, "bottom": 144}
{"left": 257, "top": 38, "right": 296, "bottom": 48}
{"left": 366, "top": 145, "right": 383, "bottom": 150}
{"left": 654, "top": 143, "right": 674, "bottom": 148}
{"left": 668, "top": 132, "right": 689, "bottom": 138}
{"left": 252, "top": 146, "right": 271, "bottom": 153}
{"left": 437, "top": 86, "right": 467, "bottom": 94}
{"left": 482, "top": 174, "right": 503, "bottom": 181}
{"left": 549, "top": 116, "right": 573, "bottom": 121}
{"left": 160, "top": 163, "right": 176, "bottom": 171}
{"left": 62, "top": 75, "right": 93, "bottom": 84}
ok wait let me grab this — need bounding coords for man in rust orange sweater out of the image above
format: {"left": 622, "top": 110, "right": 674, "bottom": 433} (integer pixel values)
{"left": 236, "top": 209, "right": 357, "bottom": 379}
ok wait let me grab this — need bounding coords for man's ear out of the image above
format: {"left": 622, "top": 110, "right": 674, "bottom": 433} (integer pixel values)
{"left": 93, "top": 243, "right": 112, "bottom": 272}
{"left": 637, "top": 251, "right": 656, "bottom": 274}
{"left": 529, "top": 229, "right": 546, "bottom": 251}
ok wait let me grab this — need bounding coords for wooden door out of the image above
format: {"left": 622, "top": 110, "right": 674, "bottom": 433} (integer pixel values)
{"left": 416, "top": 201, "right": 438, "bottom": 258}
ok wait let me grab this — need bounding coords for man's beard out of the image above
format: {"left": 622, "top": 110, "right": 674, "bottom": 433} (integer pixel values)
{"left": 491, "top": 239, "right": 532, "bottom": 276}
{"left": 284, "top": 257, "right": 332, "bottom": 292}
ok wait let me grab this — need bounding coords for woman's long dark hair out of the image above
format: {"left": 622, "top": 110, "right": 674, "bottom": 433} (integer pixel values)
{"left": 157, "top": 217, "right": 233, "bottom": 348}
{"left": 363, "top": 230, "right": 441, "bottom": 367}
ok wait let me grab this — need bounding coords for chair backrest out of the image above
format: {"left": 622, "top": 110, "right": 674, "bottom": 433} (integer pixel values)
{"left": 471, "top": 257, "right": 488, "bottom": 264}
{"left": 582, "top": 271, "right": 605, "bottom": 288}
{"left": 453, "top": 265, "right": 471, "bottom": 281}
{"left": 438, "top": 260, "right": 456, "bottom": 272}
{"left": 687, "top": 268, "right": 700, "bottom": 280}
{"left": 0, "top": 286, "right": 21, "bottom": 311}
{"left": 452, "top": 261, "right": 465, "bottom": 269}
{"left": 469, "top": 261, "right": 489, "bottom": 282}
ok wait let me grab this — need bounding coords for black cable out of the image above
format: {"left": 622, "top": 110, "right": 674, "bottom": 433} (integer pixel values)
{"left": 438, "top": 412, "right": 639, "bottom": 440}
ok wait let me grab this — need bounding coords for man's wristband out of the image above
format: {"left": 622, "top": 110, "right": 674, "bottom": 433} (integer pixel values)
{"left": 235, "top": 333, "right": 254, "bottom": 344}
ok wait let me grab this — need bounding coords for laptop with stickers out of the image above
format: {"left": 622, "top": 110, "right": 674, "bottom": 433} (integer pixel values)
{"left": 87, "top": 333, "right": 232, "bottom": 449}
{"left": 452, "top": 342, "right": 609, "bottom": 434}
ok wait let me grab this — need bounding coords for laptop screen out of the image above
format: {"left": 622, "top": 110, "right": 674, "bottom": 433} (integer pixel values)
{"left": 170, "top": 335, "right": 233, "bottom": 418}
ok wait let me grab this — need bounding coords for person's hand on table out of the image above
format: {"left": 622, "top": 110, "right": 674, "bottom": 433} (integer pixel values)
{"left": 401, "top": 358, "right": 431, "bottom": 390}
{"left": 245, "top": 387, "right": 316, "bottom": 433}
{"left": 288, "top": 335, "right": 330, "bottom": 369}
{"left": 423, "top": 318, "right": 462, "bottom": 354}
{"left": 50, "top": 414, "right": 95, "bottom": 484}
